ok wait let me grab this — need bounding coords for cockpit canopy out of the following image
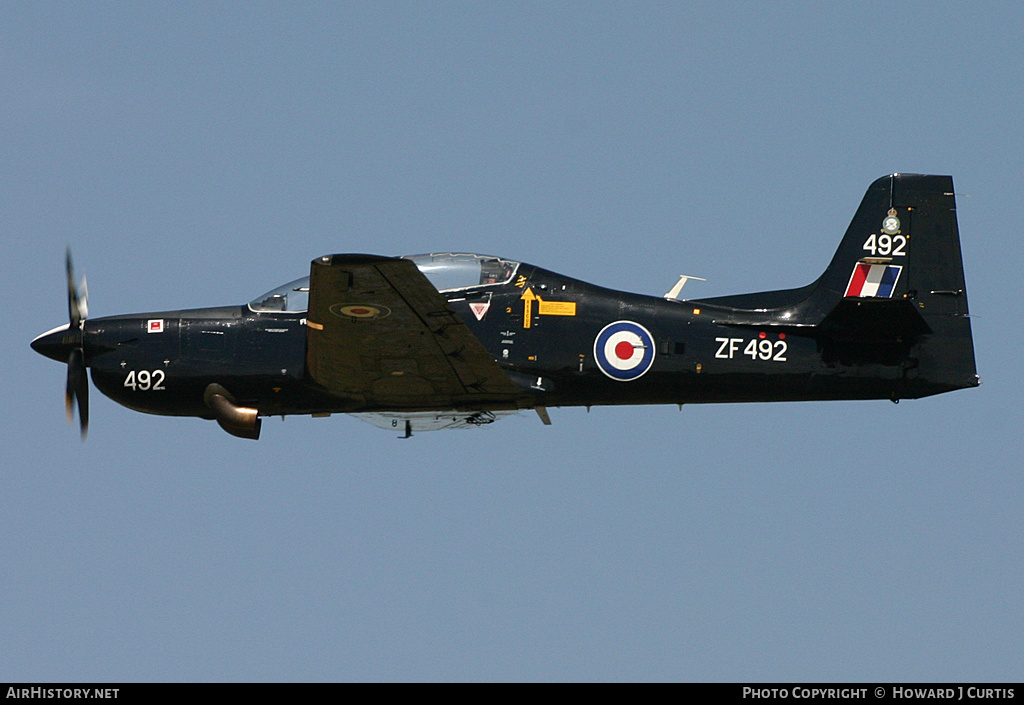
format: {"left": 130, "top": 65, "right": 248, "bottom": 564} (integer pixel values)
{"left": 248, "top": 253, "right": 519, "bottom": 313}
{"left": 403, "top": 253, "right": 519, "bottom": 291}
{"left": 248, "top": 277, "right": 310, "bottom": 312}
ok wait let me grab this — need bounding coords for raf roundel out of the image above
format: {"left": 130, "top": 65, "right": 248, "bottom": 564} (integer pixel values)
{"left": 593, "top": 320, "right": 656, "bottom": 381}
{"left": 329, "top": 303, "right": 391, "bottom": 320}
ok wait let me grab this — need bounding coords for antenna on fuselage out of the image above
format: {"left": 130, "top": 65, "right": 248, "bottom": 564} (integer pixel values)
{"left": 664, "top": 275, "right": 706, "bottom": 300}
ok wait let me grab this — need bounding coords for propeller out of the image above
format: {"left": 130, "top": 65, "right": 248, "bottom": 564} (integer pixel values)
{"left": 64, "top": 248, "right": 90, "bottom": 438}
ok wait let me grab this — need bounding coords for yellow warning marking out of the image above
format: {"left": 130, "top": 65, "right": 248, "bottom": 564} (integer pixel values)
{"left": 538, "top": 299, "right": 576, "bottom": 316}
{"left": 520, "top": 287, "right": 577, "bottom": 328}
{"left": 521, "top": 288, "right": 535, "bottom": 328}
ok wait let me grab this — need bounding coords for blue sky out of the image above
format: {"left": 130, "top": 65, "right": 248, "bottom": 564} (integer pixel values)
{"left": 2, "top": 2, "right": 1022, "bottom": 681}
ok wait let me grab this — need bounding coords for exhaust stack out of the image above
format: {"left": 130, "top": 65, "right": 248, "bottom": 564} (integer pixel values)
{"left": 204, "top": 383, "right": 261, "bottom": 440}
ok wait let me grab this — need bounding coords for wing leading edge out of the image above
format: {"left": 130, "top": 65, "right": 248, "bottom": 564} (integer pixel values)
{"left": 305, "top": 254, "right": 521, "bottom": 411}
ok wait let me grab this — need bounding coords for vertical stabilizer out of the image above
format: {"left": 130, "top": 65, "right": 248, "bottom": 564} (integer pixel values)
{"left": 817, "top": 174, "right": 978, "bottom": 394}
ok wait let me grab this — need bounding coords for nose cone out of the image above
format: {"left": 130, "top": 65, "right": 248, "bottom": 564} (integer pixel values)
{"left": 31, "top": 324, "right": 78, "bottom": 362}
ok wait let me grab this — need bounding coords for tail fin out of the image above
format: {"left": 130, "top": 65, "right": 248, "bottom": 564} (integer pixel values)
{"left": 699, "top": 173, "right": 979, "bottom": 395}
{"left": 817, "top": 174, "right": 968, "bottom": 307}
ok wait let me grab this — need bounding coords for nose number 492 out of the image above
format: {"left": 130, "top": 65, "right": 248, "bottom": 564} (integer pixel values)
{"left": 124, "top": 369, "right": 166, "bottom": 391}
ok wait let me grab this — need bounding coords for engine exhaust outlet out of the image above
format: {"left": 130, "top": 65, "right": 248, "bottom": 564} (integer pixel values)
{"left": 203, "top": 383, "right": 262, "bottom": 440}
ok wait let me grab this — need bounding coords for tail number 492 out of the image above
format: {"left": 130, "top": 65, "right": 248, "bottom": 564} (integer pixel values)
{"left": 124, "top": 369, "right": 166, "bottom": 391}
{"left": 863, "top": 234, "right": 906, "bottom": 256}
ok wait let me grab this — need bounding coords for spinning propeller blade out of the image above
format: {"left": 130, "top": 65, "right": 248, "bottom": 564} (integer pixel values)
{"left": 63, "top": 249, "right": 90, "bottom": 439}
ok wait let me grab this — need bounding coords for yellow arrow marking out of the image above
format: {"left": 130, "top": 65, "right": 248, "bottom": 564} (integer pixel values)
{"left": 521, "top": 287, "right": 536, "bottom": 328}
{"left": 520, "top": 288, "right": 576, "bottom": 328}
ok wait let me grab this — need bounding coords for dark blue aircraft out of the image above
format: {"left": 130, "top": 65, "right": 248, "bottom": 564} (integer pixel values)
{"left": 32, "top": 174, "right": 979, "bottom": 439}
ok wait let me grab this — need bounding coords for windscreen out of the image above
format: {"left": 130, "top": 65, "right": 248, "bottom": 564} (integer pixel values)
{"left": 248, "top": 277, "right": 311, "bottom": 312}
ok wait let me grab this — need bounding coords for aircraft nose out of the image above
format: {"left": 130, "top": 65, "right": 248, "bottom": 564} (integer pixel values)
{"left": 31, "top": 324, "right": 77, "bottom": 362}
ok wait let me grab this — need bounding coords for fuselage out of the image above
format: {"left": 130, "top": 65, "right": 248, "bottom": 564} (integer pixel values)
{"left": 31, "top": 176, "right": 981, "bottom": 438}
{"left": 32, "top": 259, "right": 969, "bottom": 424}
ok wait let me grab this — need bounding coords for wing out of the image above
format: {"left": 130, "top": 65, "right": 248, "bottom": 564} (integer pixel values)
{"left": 305, "top": 254, "right": 521, "bottom": 410}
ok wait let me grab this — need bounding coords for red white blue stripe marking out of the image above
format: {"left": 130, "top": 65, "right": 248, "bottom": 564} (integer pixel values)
{"left": 594, "top": 321, "right": 656, "bottom": 381}
{"left": 845, "top": 263, "right": 902, "bottom": 298}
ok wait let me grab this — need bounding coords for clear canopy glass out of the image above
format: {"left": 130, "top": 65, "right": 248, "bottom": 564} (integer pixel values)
{"left": 402, "top": 253, "right": 519, "bottom": 292}
{"left": 248, "top": 277, "right": 310, "bottom": 312}
{"left": 248, "top": 254, "right": 518, "bottom": 313}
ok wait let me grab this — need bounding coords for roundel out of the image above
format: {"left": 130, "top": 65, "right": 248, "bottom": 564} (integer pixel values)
{"left": 593, "top": 320, "right": 656, "bottom": 381}
{"left": 330, "top": 303, "right": 391, "bottom": 320}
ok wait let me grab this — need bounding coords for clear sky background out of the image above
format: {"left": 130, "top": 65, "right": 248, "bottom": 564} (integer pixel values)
{"left": 2, "top": 2, "right": 1022, "bottom": 682}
